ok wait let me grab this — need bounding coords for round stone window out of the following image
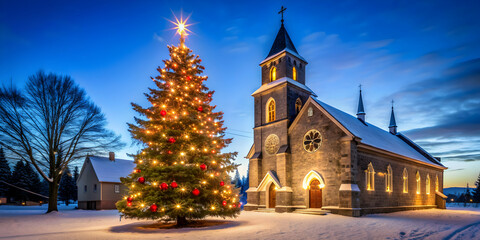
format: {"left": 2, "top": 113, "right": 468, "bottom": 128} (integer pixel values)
{"left": 265, "top": 134, "right": 280, "bottom": 155}
{"left": 303, "top": 129, "right": 322, "bottom": 152}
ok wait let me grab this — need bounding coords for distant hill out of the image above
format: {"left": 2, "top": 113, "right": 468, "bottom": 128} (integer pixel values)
{"left": 443, "top": 187, "right": 470, "bottom": 196}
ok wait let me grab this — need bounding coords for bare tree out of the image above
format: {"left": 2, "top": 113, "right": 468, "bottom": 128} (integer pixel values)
{"left": 0, "top": 71, "right": 123, "bottom": 212}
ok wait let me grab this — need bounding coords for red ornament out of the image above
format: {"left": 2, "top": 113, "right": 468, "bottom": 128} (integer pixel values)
{"left": 200, "top": 163, "right": 207, "bottom": 171}
{"left": 208, "top": 93, "right": 212, "bottom": 98}
{"left": 220, "top": 181, "right": 225, "bottom": 186}
{"left": 171, "top": 181, "right": 178, "bottom": 188}
{"left": 138, "top": 177, "right": 145, "bottom": 184}
{"left": 192, "top": 188, "right": 200, "bottom": 196}
{"left": 160, "top": 110, "right": 167, "bottom": 116}
{"left": 168, "top": 137, "right": 176, "bottom": 143}
{"left": 150, "top": 204, "right": 158, "bottom": 212}
{"left": 127, "top": 202, "right": 132, "bottom": 207}
{"left": 233, "top": 204, "right": 236, "bottom": 208}
{"left": 186, "top": 76, "right": 192, "bottom": 81}
{"left": 197, "top": 106, "right": 203, "bottom": 112}
{"left": 160, "top": 182, "right": 168, "bottom": 190}
{"left": 127, "top": 197, "right": 133, "bottom": 203}
{"left": 167, "top": 150, "right": 173, "bottom": 154}
{"left": 134, "top": 169, "right": 141, "bottom": 173}
{"left": 222, "top": 200, "right": 227, "bottom": 206}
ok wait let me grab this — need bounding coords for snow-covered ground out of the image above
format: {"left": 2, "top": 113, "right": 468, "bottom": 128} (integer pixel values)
{"left": 1, "top": 204, "right": 479, "bottom": 240}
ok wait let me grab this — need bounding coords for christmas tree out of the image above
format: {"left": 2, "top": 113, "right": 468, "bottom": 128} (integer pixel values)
{"left": 117, "top": 17, "right": 240, "bottom": 226}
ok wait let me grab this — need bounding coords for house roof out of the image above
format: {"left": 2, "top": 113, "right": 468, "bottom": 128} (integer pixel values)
{"left": 88, "top": 156, "right": 135, "bottom": 183}
{"left": 251, "top": 77, "right": 317, "bottom": 97}
{"left": 311, "top": 98, "right": 445, "bottom": 168}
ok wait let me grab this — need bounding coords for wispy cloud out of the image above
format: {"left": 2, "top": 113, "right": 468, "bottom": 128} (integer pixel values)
{"left": 387, "top": 59, "right": 480, "bottom": 162}
{"left": 153, "top": 33, "right": 165, "bottom": 43}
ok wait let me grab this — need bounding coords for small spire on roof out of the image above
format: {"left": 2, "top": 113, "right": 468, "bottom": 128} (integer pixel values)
{"left": 357, "top": 85, "right": 366, "bottom": 122}
{"left": 389, "top": 100, "right": 398, "bottom": 135}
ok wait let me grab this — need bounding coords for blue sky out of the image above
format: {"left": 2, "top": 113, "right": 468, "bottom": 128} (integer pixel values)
{"left": 1, "top": 0, "right": 479, "bottom": 187}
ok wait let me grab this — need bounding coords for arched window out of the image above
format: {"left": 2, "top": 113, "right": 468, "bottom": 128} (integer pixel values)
{"left": 366, "top": 163, "right": 375, "bottom": 191}
{"left": 416, "top": 171, "right": 421, "bottom": 194}
{"left": 266, "top": 98, "right": 276, "bottom": 123}
{"left": 435, "top": 175, "right": 439, "bottom": 192}
{"left": 270, "top": 67, "right": 277, "bottom": 82}
{"left": 293, "top": 67, "right": 297, "bottom": 81}
{"left": 426, "top": 174, "right": 431, "bottom": 195}
{"left": 386, "top": 165, "right": 393, "bottom": 192}
{"left": 402, "top": 168, "right": 408, "bottom": 193}
{"left": 295, "top": 98, "right": 302, "bottom": 115}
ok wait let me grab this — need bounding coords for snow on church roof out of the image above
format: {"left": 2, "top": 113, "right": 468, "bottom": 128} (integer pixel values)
{"left": 251, "top": 77, "right": 317, "bottom": 97}
{"left": 89, "top": 156, "right": 135, "bottom": 183}
{"left": 312, "top": 98, "right": 445, "bottom": 168}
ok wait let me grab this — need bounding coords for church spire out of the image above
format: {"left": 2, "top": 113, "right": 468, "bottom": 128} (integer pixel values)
{"left": 265, "top": 6, "right": 300, "bottom": 59}
{"left": 357, "top": 85, "right": 366, "bottom": 122}
{"left": 389, "top": 100, "right": 397, "bottom": 135}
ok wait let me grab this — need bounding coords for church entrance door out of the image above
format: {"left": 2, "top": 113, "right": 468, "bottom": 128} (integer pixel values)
{"left": 268, "top": 184, "right": 276, "bottom": 208}
{"left": 309, "top": 180, "right": 322, "bottom": 208}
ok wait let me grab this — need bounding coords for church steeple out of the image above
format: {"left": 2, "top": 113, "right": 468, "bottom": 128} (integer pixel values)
{"left": 265, "top": 6, "right": 300, "bottom": 59}
{"left": 357, "top": 86, "right": 366, "bottom": 122}
{"left": 259, "top": 9, "right": 308, "bottom": 86}
{"left": 266, "top": 22, "right": 299, "bottom": 59}
{"left": 389, "top": 100, "right": 397, "bottom": 135}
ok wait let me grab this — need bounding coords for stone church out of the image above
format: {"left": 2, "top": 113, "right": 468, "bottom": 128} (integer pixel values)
{"left": 244, "top": 19, "right": 447, "bottom": 216}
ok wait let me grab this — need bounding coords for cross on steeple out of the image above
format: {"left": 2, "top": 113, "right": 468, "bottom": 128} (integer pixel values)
{"left": 278, "top": 6, "right": 287, "bottom": 23}
{"left": 391, "top": 99, "right": 394, "bottom": 108}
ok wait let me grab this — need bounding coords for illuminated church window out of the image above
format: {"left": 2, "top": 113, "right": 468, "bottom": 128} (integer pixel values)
{"left": 416, "top": 171, "right": 421, "bottom": 194}
{"left": 426, "top": 174, "right": 431, "bottom": 195}
{"left": 270, "top": 67, "right": 277, "bottom": 82}
{"left": 386, "top": 165, "right": 393, "bottom": 192}
{"left": 293, "top": 67, "right": 297, "bottom": 80}
{"left": 366, "top": 163, "right": 375, "bottom": 191}
{"left": 267, "top": 98, "right": 276, "bottom": 123}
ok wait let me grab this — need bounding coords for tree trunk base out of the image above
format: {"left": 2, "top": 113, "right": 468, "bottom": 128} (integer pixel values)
{"left": 176, "top": 216, "right": 188, "bottom": 227}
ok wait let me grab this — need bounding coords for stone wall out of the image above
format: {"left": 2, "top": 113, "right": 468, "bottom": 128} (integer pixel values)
{"left": 357, "top": 150, "right": 443, "bottom": 208}
{"left": 289, "top": 101, "right": 345, "bottom": 207}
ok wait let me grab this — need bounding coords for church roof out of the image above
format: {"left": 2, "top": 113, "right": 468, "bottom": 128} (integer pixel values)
{"left": 251, "top": 77, "right": 317, "bottom": 97}
{"left": 265, "top": 23, "right": 300, "bottom": 60}
{"left": 88, "top": 156, "right": 135, "bottom": 183}
{"left": 311, "top": 98, "right": 445, "bottom": 168}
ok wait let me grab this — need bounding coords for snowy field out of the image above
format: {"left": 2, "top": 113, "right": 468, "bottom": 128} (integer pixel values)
{"left": 1, "top": 204, "right": 479, "bottom": 240}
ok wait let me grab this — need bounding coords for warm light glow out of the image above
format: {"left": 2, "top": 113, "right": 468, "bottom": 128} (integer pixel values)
{"left": 168, "top": 13, "right": 192, "bottom": 38}
{"left": 211, "top": 206, "right": 215, "bottom": 210}
{"left": 176, "top": 204, "right": 181, "bottom": 208}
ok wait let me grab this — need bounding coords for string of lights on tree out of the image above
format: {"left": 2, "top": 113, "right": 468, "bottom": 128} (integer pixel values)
{"left": 116, "top": 15, "right": 240, "bottom": 223}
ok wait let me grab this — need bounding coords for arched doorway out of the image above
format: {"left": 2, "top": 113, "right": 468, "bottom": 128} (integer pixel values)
{"left": 309, "top": 180, "right": 322, "bottom": 208}
{"left": 268, "top": 183, "right": 276, "bottom": 208}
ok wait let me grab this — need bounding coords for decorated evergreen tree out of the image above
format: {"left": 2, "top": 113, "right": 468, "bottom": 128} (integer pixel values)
{"left": 117, "top": 18, "right": 240, "bottom": 226}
